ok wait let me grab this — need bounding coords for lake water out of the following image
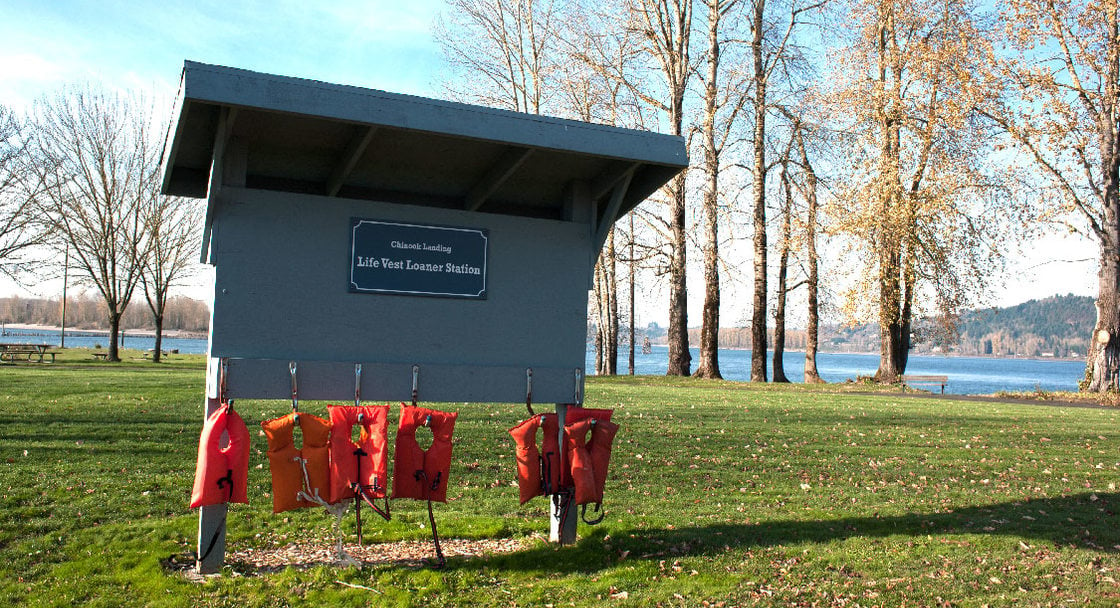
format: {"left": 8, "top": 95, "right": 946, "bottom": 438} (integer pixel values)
{"left": 0, "top": 328, "right": 207, "bottom": 358}
{"left": 587, "top": 346, "right": 1086, "bottom": 395}
{"left": 3, "top": 328, "right": 1085, "bottom": 395}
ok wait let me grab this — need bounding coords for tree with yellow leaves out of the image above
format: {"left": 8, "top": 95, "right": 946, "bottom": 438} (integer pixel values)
{"left": 829, "top": 0, "right": 1011, "bottom": 382}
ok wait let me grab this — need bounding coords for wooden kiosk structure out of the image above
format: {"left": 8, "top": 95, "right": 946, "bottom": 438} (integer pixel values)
{"left": 160, "top": 61, "right": 687, "bottom": 573}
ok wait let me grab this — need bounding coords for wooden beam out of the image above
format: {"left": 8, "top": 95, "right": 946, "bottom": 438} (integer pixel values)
{"left": 588, "top": 161, "right": 638, "bottom": 203}
{"left": 201, "top": 107, "right": 237, "bottom": 263}
{"left": 326, "top": 126, "right": 378, "bottom": 197}
{"left": 593, "top": 166, "right": 636, "bottom": 262}
{"left": 466, "top": 147, "right": 534, "bottom": 211}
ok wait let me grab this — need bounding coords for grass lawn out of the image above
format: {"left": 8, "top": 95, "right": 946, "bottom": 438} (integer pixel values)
{"left": 1, "top": 349, "right": 1118, "bottom": 607}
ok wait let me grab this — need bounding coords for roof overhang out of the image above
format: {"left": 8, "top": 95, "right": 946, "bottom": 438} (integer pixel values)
{"left": 160, "top": 61, "right": 687, "bottom": 254}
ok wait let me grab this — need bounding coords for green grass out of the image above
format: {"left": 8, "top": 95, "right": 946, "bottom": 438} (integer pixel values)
{"left": 2, "top": 351, "right": 1119, "bottom": 606}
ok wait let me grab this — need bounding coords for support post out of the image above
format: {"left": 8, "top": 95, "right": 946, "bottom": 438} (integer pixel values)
{"left": 196, "top": 359, "right": 226, "bottom": 573}
{"left": 549, "top": 403, "right": 577, "bottom": 544}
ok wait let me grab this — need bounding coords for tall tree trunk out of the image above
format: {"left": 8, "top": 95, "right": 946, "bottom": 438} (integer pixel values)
{"left": 628, "top": 214, "right": 636, "bottom": 376}
{"left": 633, "top": 0, "right": 692, "bottom": 377}
{"left": 152, "top": 313, "right": 164, "bottom": 363}
{"left": 1085, "top": 14, "right": 1120, "bottom": 391}
{"left": 773, "top": 164, "right": 792, "bottom": 383}
{"left": 798, "top": 130, "right": 824, "bottom": 383}
{"left": 695, "top": 0, "right": 723, "bottom": 380}
{"left": 667, "top": 173, "right": 692, "bottom": 375}
{"left": 107, "top": 310, "right": 122, "bottom": 362}
{"left": 1086, "top": 206, "right": 1120, "bottom": 391}
{"left": 876, "top": 242, "right": 903, "bottom": 383}
{"left": 606, "top": 230, "right": 619, "bottom": 375}
{"left": 594, "top": 260, "right": 606, "bottom": 375}
{"left": 873, "top": 2, "right": 907, "bottom": 384}
{"left": 749, "top": 0, "right": 768, "bottom": 382}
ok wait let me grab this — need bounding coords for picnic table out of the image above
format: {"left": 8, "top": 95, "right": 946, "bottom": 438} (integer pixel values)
{"left": 0, "top": 343, "right": 57, "bottom": 363}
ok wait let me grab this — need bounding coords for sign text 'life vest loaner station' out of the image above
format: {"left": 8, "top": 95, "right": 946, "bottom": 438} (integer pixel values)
{"left": 349, "top": 219, "right": 489, "bottom": 299}
{"left": 160, "top": 60, "right": 686, "bottom": 573}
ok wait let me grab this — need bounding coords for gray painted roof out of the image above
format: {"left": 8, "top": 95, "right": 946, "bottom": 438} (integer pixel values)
{"left": 160, "top": 61, "right": 686, "bottom": 221}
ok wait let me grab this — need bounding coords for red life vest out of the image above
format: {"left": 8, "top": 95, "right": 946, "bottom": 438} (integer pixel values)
{"left": 327, "top": 404, "right": 390, "bottom": 504}
{"left": 261, "top": 412, "right": 332, "bottom": 513}
{"left": 392, "top": 405, "right": 457, "bottom": 503}
{"left": 508, "top": 414, "right": 551, "bottom": 504}
{"left": 190, "top": 403, "right": 250, "bottom": 508}
{"left": 509, "top": 408, "right": 613, "bottom": 504}
{"left": 564, "top": 417, "right": 619, "bottom": 506}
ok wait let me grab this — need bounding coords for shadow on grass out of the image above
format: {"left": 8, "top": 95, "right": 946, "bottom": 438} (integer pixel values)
{"left": 462, "top": 492, "right": 1118, "bottom": 574}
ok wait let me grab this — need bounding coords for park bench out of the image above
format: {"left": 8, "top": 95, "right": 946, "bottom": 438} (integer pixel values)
{"left": 0, "top": 344, "right": 57, "bottom": 363}
{"left": 901, "top": 374, "right": 948, "bottom": 394}
{"left": 91, "top": 352, "right": 108, "bottom": 361}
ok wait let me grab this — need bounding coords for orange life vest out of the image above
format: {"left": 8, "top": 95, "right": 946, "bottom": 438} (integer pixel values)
{"left": 509, "top": 408, "right": 614, "bottom": 503}
{"left": 392, "top": 405, "right": 457, "bottom": 503}
{"left": 261, "top": 412, "right": 332, "bottom": 513}
{"left": 190, "top": 403, "right": 250, "bottom": 508}
{"left": 564, "top": 417, "right": 619, "bottom": 506}
{"left": 557, "top": 408, "right": 613, "bottom": 487}
{"left": 327, "top": 404, "right": 390, "bottom": 504}
{"left": 508, "top": 415, "right": 551, "bottom": 504}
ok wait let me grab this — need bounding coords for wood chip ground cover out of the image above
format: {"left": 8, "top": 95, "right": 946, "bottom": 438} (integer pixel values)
{"left": 1, "top": 352, "right": 1118, "bottom": 606}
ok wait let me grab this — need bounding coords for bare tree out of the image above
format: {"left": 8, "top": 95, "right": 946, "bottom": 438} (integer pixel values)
{"left": 27, "top": 86, "right": 152, "bottom": 362}
{"left": 745, "top": 0, "right": 825, "bottom": 382}
{"left": 793, "top": 123, "right": 825, "bottom": 382}
{"left": 627, "top": 0, "right": 695, "bottom": 376}
{"left": 772, "top": 136, "right": 796, "bottom": 383}
{"left": 138, "top": 192, "right": 201, "bottom": 362}
{"left": 437, "top": 0, "right": 565, "bottom": 113}
{"left": 694, "top": 0, "right": 752, "bottom": 379}
{"left": 593, "top": 230, "right": 620, "bottom": 374}
{"left": 0, "top": 105, "right": 51, "bottom": 280}
{"left": 987, "top": 0, "right": 1120, "bottom": 392}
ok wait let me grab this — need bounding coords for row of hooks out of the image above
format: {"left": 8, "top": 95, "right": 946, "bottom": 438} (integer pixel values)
{"left": 218, "top": 358, "right": 583, "bottom": 412}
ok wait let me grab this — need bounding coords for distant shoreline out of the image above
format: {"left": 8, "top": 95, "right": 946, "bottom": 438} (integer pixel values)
{"left": 638, "top": 342, "right": 1086, "bottom": 363}
{"left": 0, "top": 323, "right": 207, "bottom": 341}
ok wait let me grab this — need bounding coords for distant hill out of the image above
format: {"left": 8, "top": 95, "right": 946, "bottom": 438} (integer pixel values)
{"left": 952, "top": 294, "right": 1094, "bottom": 358}
{"left": 821, "top": 294, "right": 1095, "bottom": 358}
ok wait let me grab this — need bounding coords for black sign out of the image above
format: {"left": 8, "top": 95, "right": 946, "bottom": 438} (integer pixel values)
{"left": 349, "top": 219, "right": 488, "bottom": 299}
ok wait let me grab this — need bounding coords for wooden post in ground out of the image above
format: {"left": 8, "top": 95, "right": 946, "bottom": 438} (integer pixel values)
{"left": 550, "top": 403, "right": 577, "bottom": 544}
{"left": 196, "top": 357, "right": 226, "bottom": 573}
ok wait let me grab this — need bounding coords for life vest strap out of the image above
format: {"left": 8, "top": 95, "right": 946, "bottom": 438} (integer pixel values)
{"left": 581, "top": 502, "right": 605, "bottom": 525}
{"left": 353, "top": 480, "right": 391, "bottom": 521}
{"left": 415, "top": 469, "right": 446, "bottom": 569}
{"left": 216, "top": 468, "right": 235, "bottom": 503}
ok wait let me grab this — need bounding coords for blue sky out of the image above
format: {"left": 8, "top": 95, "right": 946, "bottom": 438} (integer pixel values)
{"left": 0, "top": 0, "right": 446, "bottom": 110}
{"left": 0, "top": 0, "right": 1101, "bottom": 321}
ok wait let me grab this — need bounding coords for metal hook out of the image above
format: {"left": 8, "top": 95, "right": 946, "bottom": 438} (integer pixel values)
{"left": 525, "top": 368, "right": 534, "bottom": 416}
{"left": 411, "top": 364, "right": 420, "bottom": 406}
{"left": 573, "top": 367, "right": 583, "bottom": 405}
{"left": 355, "top": 363, "right": 362, "bottom": 407}
{"left": 219, "top": 357, "right": 229, "bottom": 405}
{"left": 289, "top": 361, "right": 299, "bottom": 417}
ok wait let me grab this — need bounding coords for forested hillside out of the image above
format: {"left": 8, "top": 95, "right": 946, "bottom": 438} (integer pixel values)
{"left": 954, "top": 294, "right": 1094, "bottom": 357}
{"left": 823, "top": 295, "right": 1094, "bottom": 357}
